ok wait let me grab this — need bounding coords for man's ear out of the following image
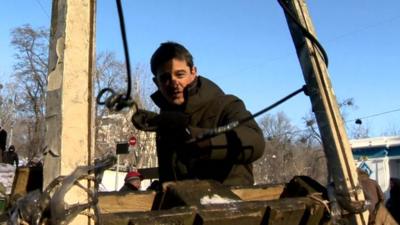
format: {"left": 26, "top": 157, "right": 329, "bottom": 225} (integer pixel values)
{"left": 152, "top": 77, "right": 159, "bottom": 88}
{"left": 191, "top": 66, "right": 198, "bottom": 76}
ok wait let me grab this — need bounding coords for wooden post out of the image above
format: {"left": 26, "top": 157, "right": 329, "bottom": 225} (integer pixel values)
{"left": 282, "top": 0, "right": 368, "bottom": 224}
{"left": 44, "top": 0, "right": 96, "bottom": 223}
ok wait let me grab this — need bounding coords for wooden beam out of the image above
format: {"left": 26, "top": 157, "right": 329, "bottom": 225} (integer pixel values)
{"left": 282, "top": 0, "right": 368, "bottom": 224}
{"left": 98, "top": 196, "right": 326, "bottom": 225}
{"left": 98, "top": 191, "right": 156, "bottom": 214}
{"left": 157, "top": 180, "right": 241, "bottom": 209}
{"left": 230, "top": 184, "right": 284, "bottom": 201}
{"left": 100, "top": 208, "right": 197, "bottom": 225}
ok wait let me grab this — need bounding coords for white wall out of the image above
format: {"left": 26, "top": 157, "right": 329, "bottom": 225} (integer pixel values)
{"left": 358, "top": 157, "right": 391, "bottom": 200}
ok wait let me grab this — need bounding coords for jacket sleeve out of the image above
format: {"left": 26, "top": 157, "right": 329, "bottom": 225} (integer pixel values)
{"left": 189, "top": 97, "right": 265, "bottom": 163}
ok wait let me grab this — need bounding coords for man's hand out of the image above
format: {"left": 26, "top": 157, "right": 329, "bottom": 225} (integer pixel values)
{"left": 133, "top": 110, "right": 209, "bottom": 162}
{"left": 132, "top": 110, "right": 190, "bottom": 138}
{"left": 131, "top": 109, "right": 159, "bottom": 131}
{"left": 148, "top": 111, "right": 189, "bottom": 135}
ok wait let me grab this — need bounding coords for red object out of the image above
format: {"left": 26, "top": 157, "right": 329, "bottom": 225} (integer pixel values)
{"left": 124, "top": 171, "right": 144, "bottom": 182}
{"left": 129, "top": 136, "right": 137, "bottom": 146}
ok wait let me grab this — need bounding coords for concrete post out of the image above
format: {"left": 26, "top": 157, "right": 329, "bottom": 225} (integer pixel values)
{"left": 44, "top": 0, "right": 96, "bottom": 223}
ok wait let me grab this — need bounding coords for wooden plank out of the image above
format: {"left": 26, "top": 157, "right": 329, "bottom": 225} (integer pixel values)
{"left": 158, "top": 180, "right": 241, "bottom": 209}
{"left": 99, "top": 196, "right": 326, "bottom": 225}
{"left": 231, "top": 184, "right": 284, "bottom": 201}
{"left": 280, "top": 176, "right": 326, "bottom": 198}
{"left": 262, "top": 197, "right": 306, "bottom": 225}
{"left": 10, "top": 166, "right": 44, "bottom": 203}
{"left": 197, "top": 197, "right": 323, "bottom": 225}
{"left": 300, "top": 196, "right": 326, "bottom": 225}
{"left": 100, "top": 208, "right": 196, "bottom": 225}
{"left": 198, "top": 202, "right": 266, "bottom": 225}
{"left": 98, "top": 191, "right": 156, "bottom": 214}
{"left": 374, "top": 203, "right": 398, "bottom": 225}
{"left": 10, "top": 167, "right": 29, "bottom": 201}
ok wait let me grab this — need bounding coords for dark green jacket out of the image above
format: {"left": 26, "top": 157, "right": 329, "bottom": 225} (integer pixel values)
{"left": 151, "top": 76, "right": 265, "bottom": 186}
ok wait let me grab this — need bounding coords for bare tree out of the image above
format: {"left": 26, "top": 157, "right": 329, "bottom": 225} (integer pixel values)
{"left": 254, "top": 111, "right": 327, "bottom": 185}
{"left": 381, "top": 124, "right": 400, "bottom": 136}
{"left": 351, "top": 123, "right": 370, "bottom": 139}
{"left": 95, "top": 51, "right": 156, "bottom": 115}
{"left": 301, "top": 98, "right": 360, "bottom": 144}
{"left": 8, "top": 24, "right": 157, "bottom": 165}
{"left": 10, "top": 24, "right": 49, "bottom": 160}
{"left": 94, "top": 52, "right": 157, "bottom": 168}
{"left": 259, "top": 111, "right": 298, "bottom": 143}
{"left": 0, "top": 83, "right": 16, "bottom": 130}
{"left": 95, "top": 52, "right": 126, "bottom": 117}
{"left": 301, "top": 111, "right": 323, "bottom": 146}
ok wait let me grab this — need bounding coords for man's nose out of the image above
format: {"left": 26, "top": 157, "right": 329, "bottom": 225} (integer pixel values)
{"left": 170, "top": 75, "right": 179, "bottom": 85}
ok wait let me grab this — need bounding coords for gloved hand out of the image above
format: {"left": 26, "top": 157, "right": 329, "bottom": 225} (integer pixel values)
{"left": 131, "top": 109, "right": 159, "bottom": 131}
{"left": 152, "top": 112, "right": 191, "bottom": 149}
{"left": 132, "top": 110, "right": 190, "bottom": 139}
{"left": 148, "top": 111, "right": 190, "bottom": 136}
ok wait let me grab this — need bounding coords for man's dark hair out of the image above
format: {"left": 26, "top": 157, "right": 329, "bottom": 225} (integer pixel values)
{"left": 150, "top": 42, "right": 194, "bottom": 76}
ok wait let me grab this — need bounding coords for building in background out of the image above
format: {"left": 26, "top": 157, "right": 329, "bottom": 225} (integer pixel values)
{"left": 351, "top": 136, "right": 400, "bottom": 200}
{"left": 96, "top": 112, "right": 157, "bottom": 168}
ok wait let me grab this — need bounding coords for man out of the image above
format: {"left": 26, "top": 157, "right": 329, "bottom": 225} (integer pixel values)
{"left": 132, "top": 42, "right": 265, "bottom": 186}
{"left": 357, "top": 168, "right": 384, "bottom": 224}
{"left": 4, "top": 145, "right": 19, "bottom": 167}
{"left": 119, "top": 171, "right": 144, "bottom": 191}
{"left": 386, "top": 177, "right": 400, "bottom": 223}
{"left": 0, "top": 126, "right": 7, "bottom": 158}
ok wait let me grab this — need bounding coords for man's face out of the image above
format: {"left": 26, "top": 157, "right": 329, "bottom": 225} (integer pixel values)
{"left": 154, "top": 58, "right": 197, "bottom": 105}
{"left": 128, "top": 178, "right": 141, "bottom": 189}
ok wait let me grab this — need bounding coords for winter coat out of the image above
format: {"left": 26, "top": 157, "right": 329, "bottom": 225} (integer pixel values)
{"left": 4, "top": 151, "right": 18, "bottom": 167}
{"left": 119, "top": 183, "right": 139, "bottom": 192}
{"left": 0, "top": 129, "right": 7, "bottom": 152}
{"left": 151, "top": 76, "right": 265, "bottom": 186}
{"left": 386, "top": 178, "right": 400, "bottom": 223}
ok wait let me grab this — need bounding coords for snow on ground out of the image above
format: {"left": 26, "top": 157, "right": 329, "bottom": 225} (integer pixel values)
{"left": 0, "top": 163, "right": 16, "bottom": 195}
{"left": 200, "top": 194, "right": 239, "bottom": 205}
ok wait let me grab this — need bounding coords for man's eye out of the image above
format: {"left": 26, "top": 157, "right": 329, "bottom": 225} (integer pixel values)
{"left": 176, "top": 72, "right": 186, "bottom": 77}
{"left": 158, "top": 74, "right": 170, "bottom": 83}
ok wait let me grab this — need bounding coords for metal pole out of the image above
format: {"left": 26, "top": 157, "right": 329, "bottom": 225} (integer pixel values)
{"left": 115, "top": 154, "right": 120, "bottom": 190}
{"left": 9, "top": 94, "right": 16, "bottom": 146}
{"left": 9, "top": 126, "right": 13, "bottom": 147}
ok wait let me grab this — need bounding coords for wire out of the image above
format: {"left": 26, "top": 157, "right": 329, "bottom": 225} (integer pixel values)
{"left": 34, "top": 0, "right": 50, "bottom": 19}
{"left": 96, "top": 0, "right": 135, "bottom": 111}
{"left": 187, "top": 85, "right": 307, "bottom": 143}
{"left": 186, "top": 0, "right": 331, "bottom": 143}
{"left": 347, "top": 107, "right": 400, "bottom": 123}
{"left": 277, "top": 0, "right": 329, "bottom": 67}
{"left": 263, "top": 107, "right": 400, "bottom": 140}
{"left": 115, "top": 0, "right": 132, "bottom": 100}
